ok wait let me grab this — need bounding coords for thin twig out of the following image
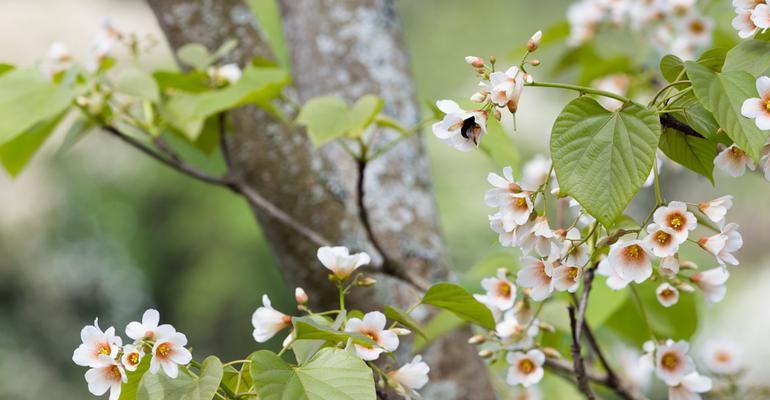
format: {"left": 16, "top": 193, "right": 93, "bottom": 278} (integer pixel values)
{"left": 218, "top": 112, "right": 233, "bottom": 170}
{"left": 544, "top": 358, "right": 649, "bottom": 400}
{"left": 659, "top": 114, "right": 705, "bottom": 138}
{"left": 569, "top": 305, "right": 596, "bottom": 399}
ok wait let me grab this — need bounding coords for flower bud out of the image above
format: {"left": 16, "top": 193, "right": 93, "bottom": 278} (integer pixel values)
{"left": 677, "top": 282, "right": 696, "bottom": 293}
{"left": 489, "top": 55, "right": 497, "bottom": 65}
{"left": 478, "top": 349, "right": 494, "bottom": 359}
{"left": 506, "top": 99, "right": 518, "bottom": 114}
{"left": 542, "top": 347, "right": 562, "bottom": 359}
{"left": 295, "top": 287, "right": 308, "bottom": 305}
{"left": 392, "top": 328, "right": 412, "bottom": 336}
{"left": 679, "top": 260, "right": 698, "bottom": 270}
{"left": 550, "top": 187, "right": 562, "bottom": 197}
{"left": 527, "top": 30, "right": 543, "bottom": 52}
{"left": 465, "top": 56, "right": 484, "bottom": 68}
{"left": 493, "top": 108, "right": 502, "bottom": 121}
{"left": 470, "top": 91, "right": 487, "bottom": 103}
{"left": 530, "top": 59, "right": 541, "bottom": 67}
{"left": 524, "top": 72, "right": 534, "bottom": 84}
{"left": 497, "top": 267, "right": 510, "bottom": 277}
{"left": 468, "top": 334, "right": 486, "bottom": 345}
{"left": 538, "top": 322, "right": 556, "bottom": 333}
{"left": 356, "top": 275, "right": 377, "bottom": 287}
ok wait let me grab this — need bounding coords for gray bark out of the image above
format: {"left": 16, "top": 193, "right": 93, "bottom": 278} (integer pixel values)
{"left": 147, "top": 0, "right": 494, "bottom": 398}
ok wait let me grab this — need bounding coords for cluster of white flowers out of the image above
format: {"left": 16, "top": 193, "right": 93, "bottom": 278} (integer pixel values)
{"left": 431, "top": 31, "right": 542, "bottom": 152}
{"left": 599, "top": 198, "right": 741, "bottom": 306}
{"left": 567, "top": 0, "right": 713, "bottom": 60}
{"left": 641, "top": 339, "right": 713, "bottom": 399}
{"left": 250, "top": 245, "right": 429, "bottom": 399}
{"left": 732, "top": 75, "right": 770, "bottom": 181}
{"left": 72, "top": 309, "right": 192, "bottom": 400}
{"left": 732, "top": 0, "right": 769, "bottom": 39}
{"left": 42, "top": 20, "right": 123, "bottom": 78}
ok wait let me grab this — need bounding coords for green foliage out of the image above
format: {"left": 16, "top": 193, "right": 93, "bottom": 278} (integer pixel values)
{"left": 723, "top": 39, "right": 770, "bottom": 76}
{"left": 585, "top": 279, "right": 628, "bottom": 327}
{"left": 176, "top": 40, "right": 238, "bottom": 71}
{"left": 551, "top": 97, "right": 661, "bottom": 227}
{"left": 249, "top": 348, "right": 376, "bottom": 400}
{"left": 163, "top": 66, "right": 289, "bottom": 140}
{"left": 658, "top": 129, "right": 717, "bottom": 183}
{"left": 421, "top": 282, "right": 496, "bottom": 330}
{"left": 0, "top": 112, "right": 65, "bottom": 176}
{"left": 383, "top": 305, "right": 427, "bottom": 339}
{"left": 686, "top": 61, "right": 768, "bottom": 161}
{"left": 296, "top": 95, "right": 383, "bottom": 147}
{"left": 0, "top": 68, "right": 74, "bottom": 145}
{"left": 479, "top": 117, "right": 520, "bottom": 174}
{"left": 291, "top": 312, "right": 346, "bottom": 365}
{"left": 153, "top": 71, "right": 210, "bottom": 93}
{"left": 137, "top": 356, "right": 223, "bottom": 400}
{"left": 119, "top": 357, "right": 151, "bottom": 400}
{"left": 660, "top": 55, "right": 684, "bottom": 83}
{"left": 116, "top": 67, "right": 160, "bottom": 102}
{"left": 292, "top": 316, "right": 376, "bottom": 348}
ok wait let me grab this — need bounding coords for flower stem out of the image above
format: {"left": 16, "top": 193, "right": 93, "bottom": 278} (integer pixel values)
{"left": 526, "top": 81, "right": 631, "bottom": 103}
{"left": 652, "top": 158, "right": 663, "bottom": 206}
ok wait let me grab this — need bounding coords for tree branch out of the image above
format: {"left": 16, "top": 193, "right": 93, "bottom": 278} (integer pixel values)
{"left": 659, "top": 114, "right": 706, "bottom": 138}
{"left": 544, "top": 358, "right": 648, "bottom": 400}
{"left": 569, "top": 305, "right": 596, "bottom": 399}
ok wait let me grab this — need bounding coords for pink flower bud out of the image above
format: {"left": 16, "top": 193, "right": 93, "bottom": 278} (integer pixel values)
{"left": 527, "top": 30, "right": 542, "bottom": 52}
{"left": 295, "top": 287, "right": 308, "bottom": 305}
{"left": 465, "top": 56, "right": 484, "bottom": 68}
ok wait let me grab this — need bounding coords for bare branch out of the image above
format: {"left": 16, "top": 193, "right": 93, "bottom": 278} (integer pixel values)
{"left": 569, "top": 305, "right": 596, "bottom": 399}
{"left": 659, "top": 114, "right": 706, "bottom": 138}
{"left": 544, "top": 358, "right": 648, "bottom": 400}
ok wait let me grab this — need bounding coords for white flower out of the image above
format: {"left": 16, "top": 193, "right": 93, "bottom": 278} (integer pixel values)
{"left": 521, "top": 155, "right": 552, "bottom": 190}
{"left": 560, "top": 228, "right": 590, "bottom": 266}
{"left": 149, "top": 330, "right": 192, "bottom": 378}
{"left": 73, "top": 319, "right": 123, "bottom": 368}
{"left": 656, "top": 283, "right": 680, "bottom": 307}
{"left": 702, "top": 339, "right": 742, "bottom": 375}
{"left": 294, "top": 287, "right": 308, "bottom": 305}
{"left": 594, "top": 74, "right": 630, "bottom": 112}
{"left": 690, "top": 268, "right": 730, "bottom": 303}
{"left": 252, "top": 294, "right": 292, "bottom": 343}
{"left": 517, "top": 216, "right": 555, "bottom": 257}
{"left": 680, "top": 14, "right": 713, "bottom": 46}
{"left": 598, "top": 257, "right": 631, "bottom": 290}
{"left": 653, "top": 201, "right": 697, "bottom": 242}
{"left": 669, "top": 372, "right": 712, "bottom": 400}
{"left": 87, "top": 20, "right": 121, "bottom": 71}
{"left": 345, "top": 311, "right": 399, "bottom": 361}
{"left": 655, "top": 340, "right": 696, "bottom": 386}
{"left": 510, "top": 386, "right": 543, "bottom": 400}
{"left": 516, "top": 256, "right": 554, "bottom": 301}
{"left": 742, "top": 76, "right": 770, "bottom": 130}
{"left": 42, "top": 42, "right": 72, "bottom": 77}
{"left": 697, "top": 195, "right": 733, "bottom": 227}
{"left": 475, "top": 269, "right": 516, "bottom": 311}
{"left": 506, "top": 349, "right": 545, "bottom": 387}
{"left": 752, "top": 3, "right": 770, "bottom": 29}
{"left": 528, "top": 30, "right": 543, "bottom": 51}
{"left": 317, "top": 246, "right": 370, "bottom": 280}
{"left": 714, "top": 145, "right": 756, "bottom": 177}
{"left": 733, "top": 8, "right": 758, "bottom": 38}
{"left": 567, "top": 1, "right": 603, "bottom": 45}
{"left": 489, "top": 66, "right": 525, "bottom": 109}
{"left": 642, "top": 224, "right": 682, "bottom": 258}
{"left": 208, "top": 63, "right": 242, "bottom": 84}
{"left": 125, "top": 309, "right": 174, "bottom": 342}
{"left": 388, "top": 355, "right": 430, "bottom": 399}
{"left": 698, "top": 223, "right": 743, "bottom": 266}
{"left": 485, "top": 166, "right": 534, "bottom": 230}
{"left": 659, "top": 256, "right": 680, "bottom": 278}
{"left": 495, "top": 309, "right": 538, "bottom": 346}
{"left": 733, "top": 0, "right": 764, "bottom": 9}
{"left": 85, "top": 355, "right": 126, "bottom": 400}
{"left": 606, "top": 240, "right": 653, "bottom": 284}
{"left": 616, "top": 345, "right": 653, "bottom": 392}
{"left": 552, "top": 264, "right": 582, "bottom": 293}
{"left": 489, "top": 213, "right": 516, "bottom": 247}
{"left": 465, "top": 56, "right": 484, "bottom": 68}
{"left": 431, "top": 100, "right": 488, "bottom": 152}
{"left": 120, "top": 345, "right": 143, "bottom": 372}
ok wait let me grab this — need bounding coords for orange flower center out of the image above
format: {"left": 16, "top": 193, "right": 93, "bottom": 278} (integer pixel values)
{"left": 764, "top": 98, "right": 770, "bottom": 112}
{"left": 108, "top": 365, "right": 122, "bottom": 380}
{"left": 498, "top": 281, "right": 512, "bottom": 297}
{"left": 715, "top": 351, "right": 731, "bottom": 363}
{"left": 730, "top": 146, "right": 745, "bottom": 159}
{"left": 518, "top": 359, "right": 535, "bottom": 374}
{"left": 362, "top": 330, "right": 380, "bottom": 344}
{"left": 567, "top": 268, "right": 579, "bottom": 280}
{"left": 667, "top": 213, "right": 685, "bottom": 230}
{"left": 689, "top": 20, "right": 705, "bottom": 34}
{"left": 660, "top": 288, "right": 676, "bottom": 299}
{"left": 655, "top": 231, "right": 672, "bottom": 245}
{"left": 97, "top": 343, "right": 111, "bottom": 356}
{"left": 156, "top": 342, "right": 172, "bottom": 359}
{"left": 127, "top": 352, "right": 140, "bottom": 366}
{"left": 661, "top": 353, "right": 679, "bottom": 370}
{"left": 622, "top": 244, "right": 645, "bottom": 263}
{"left": 514, "top": 196, "right": 528, "bottom": 209}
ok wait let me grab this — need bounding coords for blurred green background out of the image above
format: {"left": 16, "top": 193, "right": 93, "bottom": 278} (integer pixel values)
{"left": 0, "top": 1, "right": 768, "bottom": 399}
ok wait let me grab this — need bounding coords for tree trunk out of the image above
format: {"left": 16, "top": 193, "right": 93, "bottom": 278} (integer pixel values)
{"left": 147, "top": 0, "right": 494, "bottom": 398}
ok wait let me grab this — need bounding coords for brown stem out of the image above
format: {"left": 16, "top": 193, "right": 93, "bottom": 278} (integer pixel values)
{"left": 544, "top": 358, "right": 648, "bottom": 400}
{"left": 569, "top": 305, "right": 595, "bottom": 399}
{"left": 659, "top": 114, "right": 705, "bottom": 138}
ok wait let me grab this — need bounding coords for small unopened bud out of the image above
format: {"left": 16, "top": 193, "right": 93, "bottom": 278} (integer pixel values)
{"left": 392, "top": 328, "right": 412, "bottom": 336}
{"left": 527, "top": 30, "right": 542, "bottom": 52}
{"left": 295, "top": 287, "right": 308, "bottom": 305}
{"left": 524, "top": 72, "right": 534, "bottom": 84}
{"left": 542, "top": 347, "right": 562, "bottom": 359}
{"left": 478, "top": 349, "right": 494, "bottom": 359}
{"left": 677, "top": 282, "right": 696, "bottom": 293}
{"left": 506, "top": 99, "right": 518, "bottom": 114}
{"left": 679, "top": 260, "right": 698, "bottom": 270}
{"left": 530, "top": 59, "right": 541, "bottom": 67}
{"left": 489, "top": 55, "right": 496, "bottom": 65}
{"left": 468, "top": 334, "right": 486, "bottom": 345}
{"left": 465, "top": 56, "right": 484, "bottom": 68}
{"left": 497, "top": 267, "right": 510, "bottom": 277}
{"left": 75, "top": 96, "right": 89, "bottom": 107}
{"left": 356, "top": 276, "right": 377, "bottom": 287}
{"left": 470, "top": 91, "right": 487, "bottom": 103}
{"left": 550, "top": 187, "right": 562, "bottom": 197}
{"left": 493, "top": 108, "right": 502, "bottom": 121}
{"left": 538, "top": 322, "right": 556, "bottom": 333}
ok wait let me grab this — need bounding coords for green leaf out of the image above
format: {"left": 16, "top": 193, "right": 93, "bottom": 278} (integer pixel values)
{"left": 296, "top": 94, "right": 383, "bottom": 147}
{"left": 0, "top": 63, "right": 14, "bottom": 76}
{"left": 585, "top": 277, "right": 628, "bottom": 327}
{"left": 137, "top": 356, "right": 223, "bottom": 400}
{"left": 246, "top": 0, "right": 290, "bottom": 68}
{"left": 164, "top": 66, "right": 289, "bottom": 140}
{"left": 116, "top": 67, "right": 160, "bottom": 102}
{"left": 687, "top": 62, "right": 768, "bottom": 161}
{"left": 696, "top": 48, "right": 728, "bottom": 73}
{"left": 551, "top": 97, "right": 661, "bottom": 227}
{"left": 420, "top": 282, "right": 496, "bottom": 330}
{"left": 291, "top": 312, "right": 346, "bottom": 365}
{"left": 249, "top": 348, "right": 376, "bottom": 400}
{"left": 177, "top": 43, "right": 212, "bottom": 70}
{"left": 211, "top": 39, "right": 239, "bottom": 62}
{"left": 0, "top": 69, "right": 74, "bottom": 145}
{"left": 412, "top": 310, "right": 465, "bottom": 352}
{"left": 0, "top": 112, "right": 65, "bottom": 176}
{"left": 119, "top": 356, "right": 151, "bottom": 400}
{"left": 479, "top": 117, "right": 520, "bottom": 175}
{"left": 659, "top": 129, "right": 717, "bottom": 183}
{"left": 670, "top": 101, "right": 730, "bottom": 145}
{"left": 660, "top": 54, "right": 684, "bottom": 83}
{"left": 292, "top": 316, "right": 377, "bottom": 348}
{"left": 221, "top": 364, "right": 252, "bottom": 396}
{"left": 723, "top": 39, "right": 770, "bottom": 76}
{"left": 154, "top": 71, "right": 210, "bottom": 93}
{"left": 58, "top": 114, "right": 96, "bottom": 153}
{"left": 383, "top": 306, "right": 426, "bottom": 339}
